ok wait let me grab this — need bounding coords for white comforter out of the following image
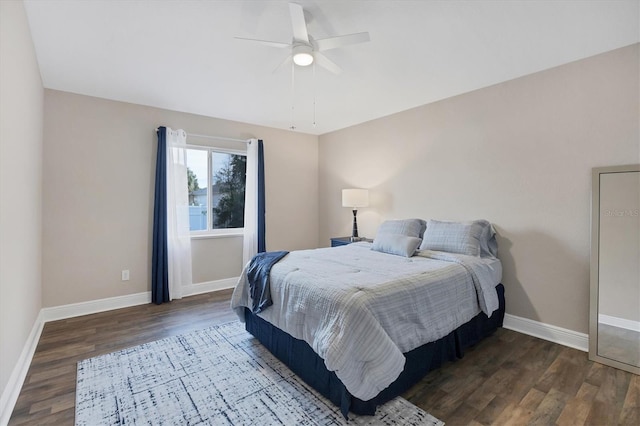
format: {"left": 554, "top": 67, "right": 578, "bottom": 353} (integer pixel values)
{"left": 230, "top": 242, "right": 501, "bottom": 401}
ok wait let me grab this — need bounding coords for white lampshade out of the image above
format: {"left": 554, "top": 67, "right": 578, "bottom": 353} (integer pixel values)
{"left": 342, "top": 189, "right": 369, "bottom": 208}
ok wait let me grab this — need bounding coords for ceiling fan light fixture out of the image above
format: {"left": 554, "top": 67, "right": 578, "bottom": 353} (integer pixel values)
{"left": 292, "top": 44, "right": 314, "bottom": 66}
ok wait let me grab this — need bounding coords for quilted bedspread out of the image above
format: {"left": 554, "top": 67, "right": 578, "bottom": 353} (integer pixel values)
{"left": 230, "top": 242, "right": 501, "bottom": 401}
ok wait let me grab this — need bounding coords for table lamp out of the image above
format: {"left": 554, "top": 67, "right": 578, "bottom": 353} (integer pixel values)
{"left": 342, "top": 189, "right": 369, "bottom": 241}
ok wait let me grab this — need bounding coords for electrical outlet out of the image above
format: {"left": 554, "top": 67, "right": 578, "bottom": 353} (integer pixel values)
{"left": 121, "top": 270, "right": 130, "bottom": 281}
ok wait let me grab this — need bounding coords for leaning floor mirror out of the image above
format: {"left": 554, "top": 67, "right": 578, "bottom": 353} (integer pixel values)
{"left": 590, "top": 164, "right": 640, "bottom": 375}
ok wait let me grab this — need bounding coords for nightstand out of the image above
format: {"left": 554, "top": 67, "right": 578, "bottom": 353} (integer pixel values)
{"left": 330, "top": 236, "right": 373, "bottom": 247}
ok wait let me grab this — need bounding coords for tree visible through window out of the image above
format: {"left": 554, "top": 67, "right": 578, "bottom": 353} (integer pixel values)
{"left": 185, "top": 148, "right": 246, "bottom": 233}
{"left": 212, "top": 153, "right": 246, "bottom": 228}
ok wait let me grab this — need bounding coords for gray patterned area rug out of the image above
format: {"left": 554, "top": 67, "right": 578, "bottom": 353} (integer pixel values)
{"left": 75, "top": 321, "right": 443, "bottom": 425}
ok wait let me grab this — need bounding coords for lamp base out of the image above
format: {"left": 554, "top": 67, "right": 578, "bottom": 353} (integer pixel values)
{"left": 351, "top": 209, "right": 359, "bottom": 240}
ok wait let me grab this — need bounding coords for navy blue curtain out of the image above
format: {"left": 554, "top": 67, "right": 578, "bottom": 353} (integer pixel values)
{"left": 257, "top": 140, "right": 266, "bottom": 253}
{"left": 152, "top": 127, "right": 170, "bottom": 304}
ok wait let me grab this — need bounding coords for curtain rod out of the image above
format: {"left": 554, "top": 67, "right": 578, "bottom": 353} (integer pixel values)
{"left": 155, "top": 128, "right": 249, "bottom": 144}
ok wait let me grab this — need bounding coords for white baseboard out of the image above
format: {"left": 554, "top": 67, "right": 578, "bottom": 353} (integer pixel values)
{"left": 598, "top": 313, "right": 640, "bottom": 332}
{"left": 182, "top": 277, "right": 237, "bottom": 297}
{"left": 0, "top": 310, "right": 45, "bottom": 426}
{"left": 503, "top": 313, "right": 589, "bottom": 352}
{"left": 1, "top": 277, "right": 239, "bottom": 424}
{"left": 42, "top": 291, "right": 152, "bottom": 322}
{"left": 41, "top": 277, "right": 238, "bottom": 322}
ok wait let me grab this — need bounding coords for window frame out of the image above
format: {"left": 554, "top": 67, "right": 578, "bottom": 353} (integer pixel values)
{"left": 185, "top": 143, "right": 247, "bottom": 238}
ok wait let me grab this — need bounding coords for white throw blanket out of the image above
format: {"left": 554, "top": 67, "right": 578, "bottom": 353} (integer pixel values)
{"left": 231, "top": 243, "right": 501, "bottom": 401}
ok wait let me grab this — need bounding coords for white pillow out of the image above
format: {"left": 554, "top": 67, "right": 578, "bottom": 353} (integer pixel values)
{"left": 419, "top": 219, "right": 492, "bottom": 257}
{"left": 372, "top": 234, "right": 422, "bottom": 257}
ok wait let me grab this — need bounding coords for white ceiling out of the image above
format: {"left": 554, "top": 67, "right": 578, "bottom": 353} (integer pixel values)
{"left": 24, "top": 0, "right": 640, "bottom": 135}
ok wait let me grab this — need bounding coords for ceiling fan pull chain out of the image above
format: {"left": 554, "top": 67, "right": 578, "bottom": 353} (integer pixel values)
{"left": 290, "top": 61, "right": 296, "bottom": 131}
{"left": 313, "top": 63, "right": 317, "bottom": 128}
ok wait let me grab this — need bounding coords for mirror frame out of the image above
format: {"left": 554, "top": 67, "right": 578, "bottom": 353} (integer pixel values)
{"left": 589, "top": 164, "right": 640, "bottom": 375}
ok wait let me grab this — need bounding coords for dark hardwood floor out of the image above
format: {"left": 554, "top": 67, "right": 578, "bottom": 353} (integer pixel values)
{"left": 9, "top": 289, "right": 639, "bottom": 425}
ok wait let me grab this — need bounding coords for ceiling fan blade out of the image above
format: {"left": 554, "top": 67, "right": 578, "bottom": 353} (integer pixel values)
{"left": 314, "top": 32, "right": 370, "bottom": 52}
{"left": 314, "top": 52, "right": 342, "bottom": 75}
{"left": 235, "top": 37, "right": 291, "bottom": 49}
{"left": 273, "top": 54, "right": 292, "bottom": 73}
{"left": 288, "top": 3, "right": 309, "bottom": 44}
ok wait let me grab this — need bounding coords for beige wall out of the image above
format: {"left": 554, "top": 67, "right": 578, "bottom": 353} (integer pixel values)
{"left": 43, "top": 90, "right": 318, "bottom": 307}
{"left": 0, "top": 0, "right": 44, "bottom": 404}
{"left": 318, "top": 44, "right": 640, "bottom": 334}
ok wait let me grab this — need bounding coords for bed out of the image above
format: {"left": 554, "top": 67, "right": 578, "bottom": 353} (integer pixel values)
{"left": 231, "top": 219, "right": 505, "bottom": 417}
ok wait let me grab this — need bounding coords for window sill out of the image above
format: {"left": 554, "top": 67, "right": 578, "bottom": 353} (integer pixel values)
{"left": 191, "top": 233, "right": 244, "bottom": 240}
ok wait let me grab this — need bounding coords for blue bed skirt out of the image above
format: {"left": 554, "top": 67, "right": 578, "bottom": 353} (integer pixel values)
{"left": 244, "top": 283, "right": 505, "bottom": 417}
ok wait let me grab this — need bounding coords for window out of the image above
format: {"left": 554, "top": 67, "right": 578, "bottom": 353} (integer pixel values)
{"left": 185, "top": 147, "right": 247, "bottom": 235}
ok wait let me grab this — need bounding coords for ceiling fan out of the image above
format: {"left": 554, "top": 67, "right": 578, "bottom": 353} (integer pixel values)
{"left": 235, "top": 3, "right": 370, "bottom": 74}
